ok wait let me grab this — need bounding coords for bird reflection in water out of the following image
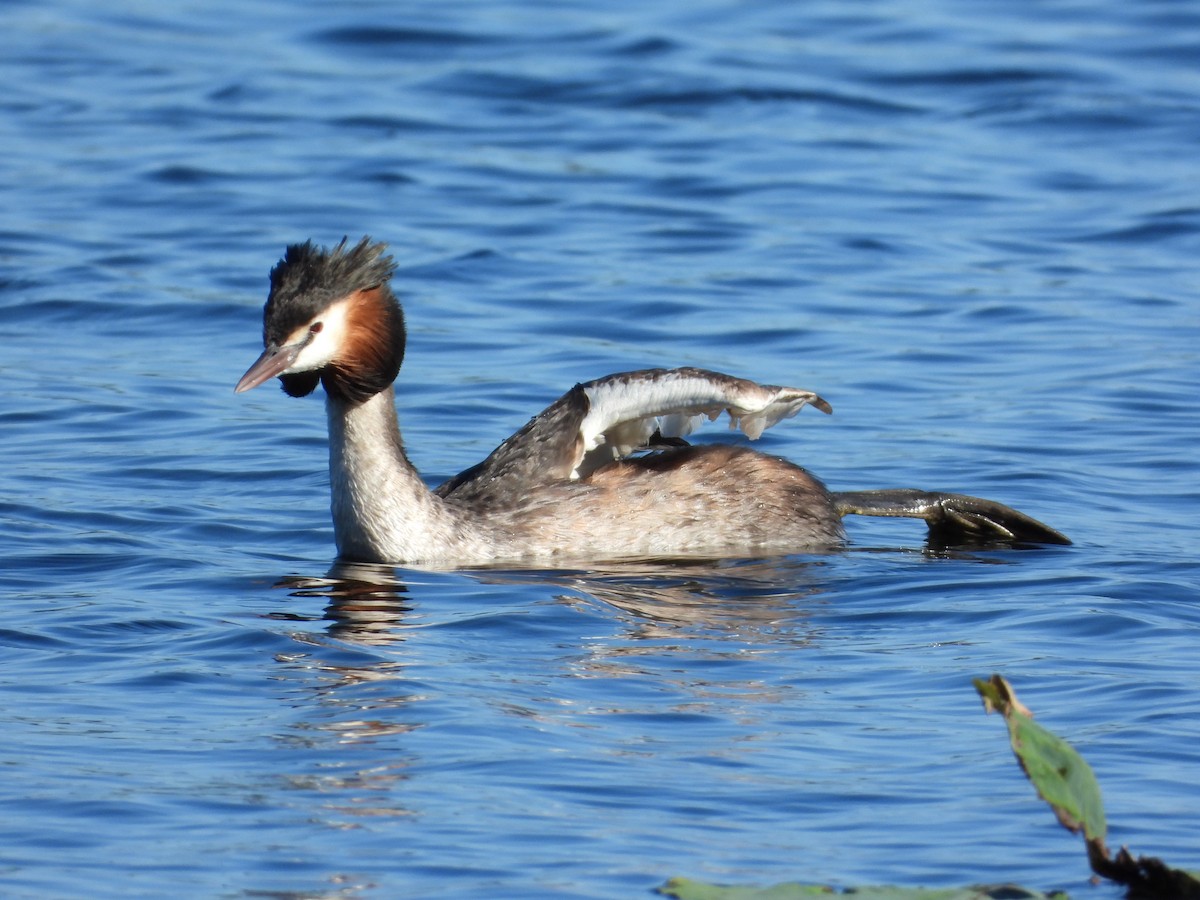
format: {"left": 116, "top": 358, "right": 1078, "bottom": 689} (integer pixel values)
{"left": 269, "top": 561, "right": 416, "bottom": 645}
{"left": 266, "top": 556, "right": 840, "bottom": 648}
{"left": 266, "top": 538, "right": 1033, "bottom": 647}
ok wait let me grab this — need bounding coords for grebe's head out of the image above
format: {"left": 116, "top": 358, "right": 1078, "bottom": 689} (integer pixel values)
{"left": 235, "top": 237, "right": 405, "bottom": 404}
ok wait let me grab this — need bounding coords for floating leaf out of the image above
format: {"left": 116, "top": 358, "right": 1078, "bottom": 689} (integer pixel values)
{"left": 656, "top": 879, "right": 1065, "bottom": 899}
{"left": 656, "top": 879, "right": 829, "bottom": 899}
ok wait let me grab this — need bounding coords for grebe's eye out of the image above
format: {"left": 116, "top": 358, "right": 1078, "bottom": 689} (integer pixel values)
{"left": 310, "top": 322, "right": 324, "bottom": 334}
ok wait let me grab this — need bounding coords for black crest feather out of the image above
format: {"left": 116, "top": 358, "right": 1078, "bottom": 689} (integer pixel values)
{"left": 260, "top": 237, "right": 405, "bottom": 403}
{"left": 263, "top": 237, "right": 397, "bottom": 348}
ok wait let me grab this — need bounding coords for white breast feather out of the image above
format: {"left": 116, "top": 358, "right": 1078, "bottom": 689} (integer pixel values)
{"left": 573, "top": 369, "right": 831, "bottom": 479}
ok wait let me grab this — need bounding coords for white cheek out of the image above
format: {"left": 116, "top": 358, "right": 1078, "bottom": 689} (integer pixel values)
{"left": 285, "top": 299, "right": 352, "bottom": 373}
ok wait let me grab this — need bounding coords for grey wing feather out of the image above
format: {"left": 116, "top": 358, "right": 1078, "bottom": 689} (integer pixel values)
{"left": 436, "top": 367, "right": 830, "bottom": 505}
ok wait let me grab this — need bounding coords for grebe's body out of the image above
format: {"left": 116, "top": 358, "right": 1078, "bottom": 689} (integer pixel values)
{"left": 323, "top": 376, "right": 845, "bottom": 564}
{"left": 236, "top": 238, "right": 1069, "bottom": 566}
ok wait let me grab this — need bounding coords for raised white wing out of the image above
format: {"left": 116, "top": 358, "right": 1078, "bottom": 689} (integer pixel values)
{"left": 573, "top": 367, "right": 831, "bottom": 478}
{"left": 436, "top": 367, "right": 831, "bottom": 503}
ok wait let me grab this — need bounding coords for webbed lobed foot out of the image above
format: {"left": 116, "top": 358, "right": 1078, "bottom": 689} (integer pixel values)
{"left": 832, "top": 489, "right": 1071, "bottom": 548}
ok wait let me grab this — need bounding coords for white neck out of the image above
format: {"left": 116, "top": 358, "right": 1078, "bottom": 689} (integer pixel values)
{"left": 325, "top": 388, "right": 478, "bottom": 564}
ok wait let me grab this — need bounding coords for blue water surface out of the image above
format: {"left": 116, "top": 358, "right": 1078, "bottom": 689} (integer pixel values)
{"left": 2, "top": 1, "right": 1199, "bottom": 897}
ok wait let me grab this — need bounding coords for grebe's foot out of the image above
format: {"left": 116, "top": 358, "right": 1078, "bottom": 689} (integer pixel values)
{"left": 832, "top": 489, "right": 1071, "bottom": 547}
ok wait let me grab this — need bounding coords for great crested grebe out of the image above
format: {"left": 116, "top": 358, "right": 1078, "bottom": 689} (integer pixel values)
{"left": 235, "top": 237, "right": 1070, "bottom": 566}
